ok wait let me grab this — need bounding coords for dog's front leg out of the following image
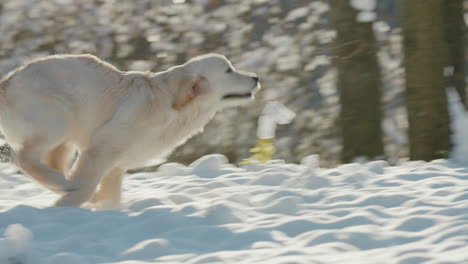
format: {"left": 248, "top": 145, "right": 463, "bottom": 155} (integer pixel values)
{"left": 54, "top": 148, "right": 117, "bottom": 207}
{"left": 87, "top": 167, "right": 126, "bottom": 210}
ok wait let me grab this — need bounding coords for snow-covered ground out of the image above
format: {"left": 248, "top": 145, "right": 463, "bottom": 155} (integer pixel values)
{"left": 1, "top": 154, "right": 468, "bottom": 264}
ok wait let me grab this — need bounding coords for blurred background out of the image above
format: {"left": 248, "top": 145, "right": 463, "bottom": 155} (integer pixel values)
{"left": 0, "top": 0, "right": 466, "bottom": 167}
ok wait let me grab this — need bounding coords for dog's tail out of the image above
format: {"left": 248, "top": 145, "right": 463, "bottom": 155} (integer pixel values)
{"left": 0, "top": 141, "right": 12, "bottom": 163}
{"left": 0, "top": 74, "right": 11, "bottom": 162}
{"left": 0, "top": 73, "right": 10, "bottom": 113}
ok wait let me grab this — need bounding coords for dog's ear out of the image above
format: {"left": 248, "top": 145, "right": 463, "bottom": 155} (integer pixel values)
{"left": 172, "top": 75, "right": 209, "bottom": 110}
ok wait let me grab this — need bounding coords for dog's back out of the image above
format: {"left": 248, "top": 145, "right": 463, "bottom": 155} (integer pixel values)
{"left": 0, "top": 55, "right": 128, "bottom": 148}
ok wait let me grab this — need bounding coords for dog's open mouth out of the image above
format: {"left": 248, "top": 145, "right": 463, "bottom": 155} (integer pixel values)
{"left": 222, "top": 83, "right": 261, "bottom": 100}
{"left": 222, "top": 93, "right": 253, "bottom": 100}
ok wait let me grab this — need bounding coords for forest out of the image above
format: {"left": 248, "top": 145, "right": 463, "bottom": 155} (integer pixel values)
{"left": 0, "top": 0, "right": 466, "bottom": 167}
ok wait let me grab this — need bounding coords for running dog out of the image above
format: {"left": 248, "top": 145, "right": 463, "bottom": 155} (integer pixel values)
{"left": 0, "top": 54, "right": 260, "bottom": 208}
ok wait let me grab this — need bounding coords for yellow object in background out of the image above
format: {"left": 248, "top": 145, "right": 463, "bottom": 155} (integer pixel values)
{"left": 241, "top": 101, "right": 295, "bottom": 165}
{"left": 241, "top": 138, "right": 275, "bottom": 164}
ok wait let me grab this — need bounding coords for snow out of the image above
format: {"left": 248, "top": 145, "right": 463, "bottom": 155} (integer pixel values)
{"left": 285, "top": 7, "right": 309, "bottom": 22}
{"left": 0, "top": 224, "right": 33, "bottom": 264}
{"left": 350, "top": 0, "right": 376, "bottom": 11}
{"left": 449, "top": 89, "right": 468, "bottom": 165}
{"left": 1, "top": 154, "right": 468, "bottom": 263}
{"left": 356, "top": 11, "right": 377, "bottom": 23}
{"left": 350, "top": 0, "right": 377, "bottom": 22}
{"left": 444, "top": 66, "right": 455, "bottom": 77}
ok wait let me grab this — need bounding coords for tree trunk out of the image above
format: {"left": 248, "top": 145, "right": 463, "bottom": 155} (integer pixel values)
{"left": 443, "top": 0, "right": 466, "bottom": 107}
{"left": 400, "top": 0, "right": 451, "bottom": 161}
{"left": 330, "top": 0, "right": 384, "bottom": 163}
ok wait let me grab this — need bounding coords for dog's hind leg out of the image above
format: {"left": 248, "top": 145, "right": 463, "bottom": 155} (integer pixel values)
{"left": 88, "top": 167, "right": 125, "bottom": 209}
{"left": 14, "top": 138, "right": 74, "bottom": 194}
{"left": 44, "top": 143, "right": 75, "bottom": 174}
{"left": 54, "top": 146, "right": 119, "bottom": 207}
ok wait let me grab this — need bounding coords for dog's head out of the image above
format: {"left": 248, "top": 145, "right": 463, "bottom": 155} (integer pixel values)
{"left": 170, "top": 54, "right": 260, "bottom": 110}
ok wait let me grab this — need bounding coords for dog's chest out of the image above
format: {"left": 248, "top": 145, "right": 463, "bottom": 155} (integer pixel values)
{"left": 122, "top": 109, "right": 216, "bottom": 169}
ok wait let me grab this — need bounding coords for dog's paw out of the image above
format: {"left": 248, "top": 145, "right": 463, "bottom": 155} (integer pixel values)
{"left": 46, "top": 181, "right": 79, "bottom": 195}
{"left": 54, "top": 193, "right": 81, "bottom": 207}
{"left": 83, "top": 199, "right": 121, "bottom": 211}
{"left": 54, "top": 186, "right": 96, "bottom": 208}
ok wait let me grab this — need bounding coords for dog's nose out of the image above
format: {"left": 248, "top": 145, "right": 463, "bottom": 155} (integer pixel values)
{"left": 253, "top": 76, "right": 259, "bottom": 83}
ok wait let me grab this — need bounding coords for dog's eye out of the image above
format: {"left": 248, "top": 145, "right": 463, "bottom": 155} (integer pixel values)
{"left": 225, "top": 68, "right": 233, "bottom": 73}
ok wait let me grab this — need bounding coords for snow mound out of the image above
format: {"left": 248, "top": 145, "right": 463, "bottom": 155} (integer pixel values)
{"left": 0, "top": 224, "right": 33, "bottom": 264}
{"left": 44, "top": 253, "right": 89, "bottom": 264}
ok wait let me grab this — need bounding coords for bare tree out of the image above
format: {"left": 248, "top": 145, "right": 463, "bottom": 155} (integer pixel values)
{"left": 443, "top": 0, "right": 466, "bottom": 107}
{"left": 400, "top": 0, "right": 451, "bottom": 161}
{"left": 330, "top": 0, "right": 384, "bottom": 163}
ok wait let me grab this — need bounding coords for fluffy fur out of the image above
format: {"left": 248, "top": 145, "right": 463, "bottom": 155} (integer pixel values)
{"left": 0, "top": 54, "right": 260, "bottom": 209}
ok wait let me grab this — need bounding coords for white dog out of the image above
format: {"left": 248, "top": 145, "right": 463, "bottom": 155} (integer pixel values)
{"left": 0, "top": 54, "right": 260, "bottom": 208}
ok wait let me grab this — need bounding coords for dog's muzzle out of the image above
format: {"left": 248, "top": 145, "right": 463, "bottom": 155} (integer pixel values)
{"left": 222, "top": 76, "right": 261, "bottom": 100}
